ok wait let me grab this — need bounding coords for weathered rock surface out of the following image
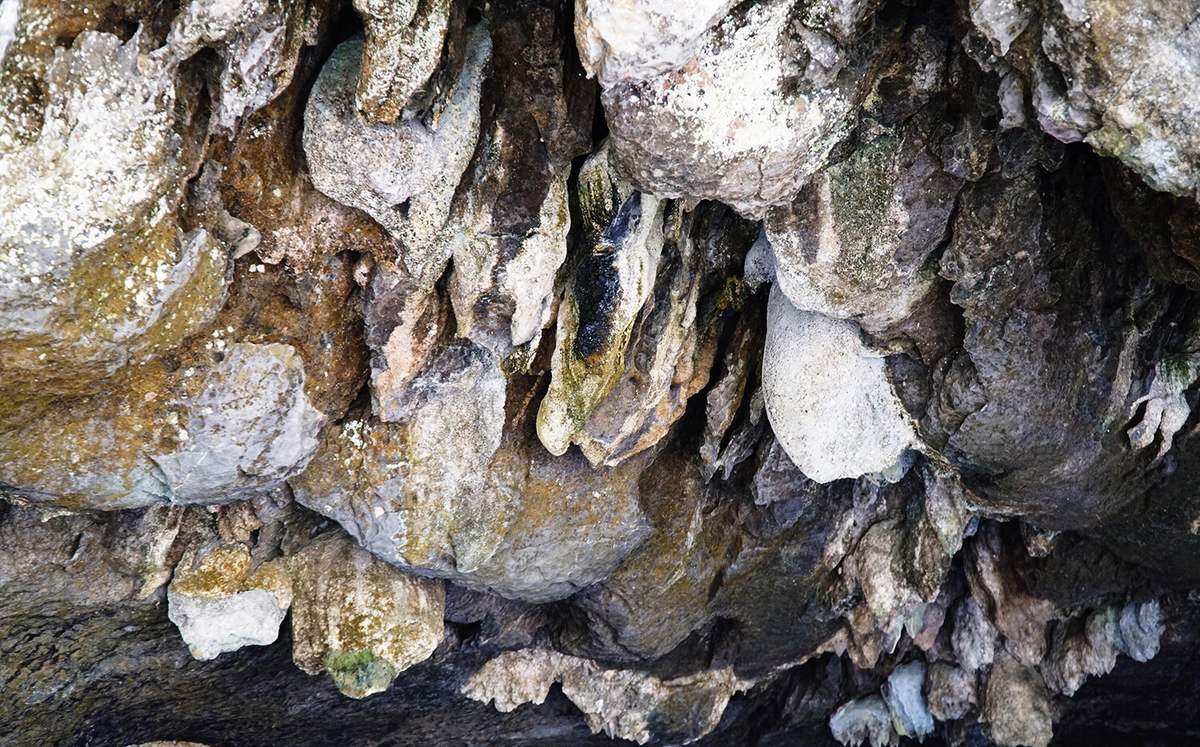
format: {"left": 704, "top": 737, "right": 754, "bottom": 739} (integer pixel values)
{"left": 765, "top": 121, "right": 963, "bottom": 333}
{"left": 762, "top": 286, "right": 917, "bottom": 482}
{"left": 596, "top": 0, "right": 888, "bottom": 216}
{"left": 4, "top": 0, "right": 1200, "bottom": 745}
{"left": 168, "top": 543, "right": 293, "bottom": 661}
{"left": 464, "top": 648, "right": 750, "bottom": 744}
{"left": 0, "top": 341, "right": 323, "bottom": 509}
{"left": 966, "top": 0, "right": 1200, "bottom": 200}
{"left": 304, "top": 29, "right": 490, "bottom": 286}
{"left": 288, "top": 532, "right": 446, "bottom": 698}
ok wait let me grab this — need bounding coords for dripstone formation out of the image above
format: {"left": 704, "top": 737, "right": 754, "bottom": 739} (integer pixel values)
{"left": 2, "top": 0, "right": 1200, "bottom": 745}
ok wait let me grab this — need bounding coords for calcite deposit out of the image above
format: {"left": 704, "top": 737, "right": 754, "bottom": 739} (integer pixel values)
{"left": 3, "top": 0, "right": 1200, "bottom": 745}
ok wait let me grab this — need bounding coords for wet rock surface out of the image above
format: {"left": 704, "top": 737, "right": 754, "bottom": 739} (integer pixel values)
{"left": 2, "top": 0, "right": 1200, "bottom": 745}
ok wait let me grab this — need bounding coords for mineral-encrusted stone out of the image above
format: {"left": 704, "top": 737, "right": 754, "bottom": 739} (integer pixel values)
{"left": 952, "top": 595, "right": 998, "bottom": 673}
{"left": 598, "top": 0, "right": 888, "bottom": 216}
{"left": 1044, "top": 605, "right": 1122, "bottom": 696}
{"left": 0, "top": 342, "right": 323, "bottom": 509}
{"left": 968, "top": 0, "right": 1200, "bottom": 200}
{"left": 536, "top": 148, "right": 666, "bottom": 457}
{"left": 925, "top": 662, "right": 976, "bottom": 722}
{"left": 835, "top": 464, "right": 970, "bottom": 666}
{"left": 304, "top": 30, "right": 490, "bottom": 286}
{"left": 288, "top": 533, "right": 446, "bottom": 698}
{"left": 762, "top": 286, "right": 917, "bottom": 482}
{"left": 573, "top": 0, "right": 737, "bottom": 86}
{"left": 0, "top": 31, "right": 226, "bottom": 408}
{"left": 881, "top": 661, "right": 934, "bottom": 740}
{"left": 829, "top": 695, "right": 898, "bottom": 747}
{"left": 292, "top": 343, "right": 651, "bottom": 601}
{"left": 448, "top": 166, "right": 571, "bottom": 354}
{"left": 291, "top": 341, "right": 507, "bottom": 574}
{"left": 167, "top": 543, "right": 293, "bottom": 661}
{"left": 929, "top": 160, "right": 1173, "bottom": 525}
{"left": 570, "top": 205, "right": 717, "bottom": 466}
{"left": 764, "top": 123, "right": 963, "bottom": 332}
{"left": 983, "top": 650, "right": 1054, "bottom": 747}
{"left": 1116, "top": 599, "right": 1166, "bottom": 662}
{"left": 464, "top": 648, "right": 749, "bottom": 744}
{"left": 151, "top": 343, "right": 324, "bottom": 503}
{"left": 352, "top": 0, "right": 451, "bottom": 123}
{"left": 445, "top": 0, "right": 595, "bottom": 356}
{"left": 964, "top": 523, "right": 1056, "bottom": 666}
{"left": 6, "top": 0, "right": 1200, "bottom": 743}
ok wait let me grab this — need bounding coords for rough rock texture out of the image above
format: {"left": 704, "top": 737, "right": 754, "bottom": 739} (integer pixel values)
{"left": 288, "top": 532, "right": 446, "bottom": 698}
{"left": 597, "top": 0, "right": 888, "bottom": 217}
{"left": 762, "top": 285, "right": 917, "bottom": 482}
{"left": 4, "top": 0, "right": 1200, "bottom": 746}
{"left": 167, "top": 542, "right": 292, "bottom": 661}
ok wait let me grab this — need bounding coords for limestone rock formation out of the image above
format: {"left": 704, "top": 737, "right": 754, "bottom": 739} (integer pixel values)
{"left": 3, "top": 0, "right": 1200, "bottom": 745}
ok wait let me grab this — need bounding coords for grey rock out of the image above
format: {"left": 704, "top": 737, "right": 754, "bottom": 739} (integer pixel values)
{"left": 291, "top": 341, "right": 507, "bottom": 577}
{"left": 0, "top": 31, "right": 227, "bottom": 395}
{"left": 167, "top": 543, "right": 292, "bottom": 661}
{"left": 925, "top": 662, "right": 976, "bottom": 722}
{"left": 930, "top": 162, "right": 1172, "bottom": 526}
{"left": 536, "top": 148, "right": 666, "bottom": 457}
{"left": 764, "top": 122, "right": 963, "bottom": 333}
{"left": 881, "top": 661, "right": 934, "bottom": 741}
{"left": 1043, "top": 606, "right": 1120, "bottom": 696}
{"left": 152, "top": 343, "right": 325, "bottom": 503}
{"left": 464, "top": 648, "right": 750, "bottom": 744}
{"left": 352, "top": 0, "right": 450, "bottom": 123}
{"left": 292, "top": 341, "right": 652, "bottom": 602}
{"left": 952, "top": 595, "right": 998, "bottom": 673}
{"left": 1116, "top": 599, "right": 1165, "bottom": 663}
{"left": 967, "top": 0, "right": 1200, "bottom": 200}
{"left": 288, "top": 532, "right": 446, "bottom": 699}
{"left": 0, "top": 342, "right": 322, "bottom": 510}
{"left": 4, "top": 0, "right": 1200, "bottom": 743}
{"left": 983, "top": 649, "right": 1054, "bottom": 747}
{"left": 304, "top": 30, "right": 490, "bottom": 287}
{"left": 570, "top": 203, "right": 713, "bottom": 466}
{"left": 829, "top": 695, "right": 898, "bottom": 747}
{"left": 600, "top": 0, "right": 886, "bottom": 217}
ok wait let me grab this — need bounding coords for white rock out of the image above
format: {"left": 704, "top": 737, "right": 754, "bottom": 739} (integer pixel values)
{"left": 168, "top": 587, "right": 290, "bottom": 660}
{"left": 573, "top": 0, "right": 738, "bottom": 86}
{"left": 882, "top": 661, "right": 934, "bottom": 741}
{"left": 601, "top": 0, "right": 877, "bottom": 216}
{"left": 166, "top": 544, "right": 292, "bottom": 661}
{"left": 761, "top": 286, "right": 917, "bottom": 482}
{"left": 0, "top": 0, "right": 19, "bottom": 67}
{"left": 969, "top": 0, "right": 1032, "bottom": 56}
{"left": 829, "top": 695, "right": 898, "bottom": 747}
